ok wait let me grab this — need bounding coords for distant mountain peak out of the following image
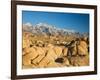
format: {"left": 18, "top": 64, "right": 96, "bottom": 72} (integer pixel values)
{"left": 34, "top": 22, "right": 56, "bottom": 29}
{"left": 23, "top": 22, "right": 32, "bottom": 27}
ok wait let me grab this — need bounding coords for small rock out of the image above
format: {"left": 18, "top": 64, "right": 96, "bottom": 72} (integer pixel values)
{"left": 63, "top": 57, "right": 70, "bottom": 66}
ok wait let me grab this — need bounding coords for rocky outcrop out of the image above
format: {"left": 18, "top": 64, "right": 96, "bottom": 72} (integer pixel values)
{"left": 22, "top": 32, "right": 89, "bottom": 69}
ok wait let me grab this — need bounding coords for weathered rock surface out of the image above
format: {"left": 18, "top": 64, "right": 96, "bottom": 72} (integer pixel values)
{"left": 70, "top": 55, "right": 89, "bottom": 66}
{"left": 78, "top": 40, "right": 88, "bottom": 56}
{"left": 62, "top": 48, "right": 68, "bottom": 56}
{"left": 53, "top": 46, "right": 63, "bottom": 57}
{"left": 22, "top": 32, "right": 89, "bottom": 69}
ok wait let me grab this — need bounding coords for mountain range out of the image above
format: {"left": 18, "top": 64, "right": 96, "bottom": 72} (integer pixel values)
{"left": 22, "top": 22, "right": 88, "bottom": 37}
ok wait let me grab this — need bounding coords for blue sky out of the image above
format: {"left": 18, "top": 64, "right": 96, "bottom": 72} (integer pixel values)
{"left": 22, "top": 11, "right": 89, "bottom": 33}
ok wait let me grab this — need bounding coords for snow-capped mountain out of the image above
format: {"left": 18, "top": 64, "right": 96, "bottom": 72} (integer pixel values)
{"left": 22, "top": 22, "right": 82, "bottom": 36}
{"left": 23, "top": 22, "right": 33, "bottom": 32}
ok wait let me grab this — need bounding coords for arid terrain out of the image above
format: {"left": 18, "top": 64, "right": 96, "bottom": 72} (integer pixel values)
{"left": 22, "top": 23, "right": 89, "bottom": 69}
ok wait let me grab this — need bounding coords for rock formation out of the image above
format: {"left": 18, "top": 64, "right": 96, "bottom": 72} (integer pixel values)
{"left": 22, "top": 23, "right": 89, "bottom": 69}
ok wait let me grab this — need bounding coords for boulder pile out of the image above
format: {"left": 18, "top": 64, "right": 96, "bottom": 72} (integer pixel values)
{"left": 22, "top": 32, "right": 89, "bottom": 69}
